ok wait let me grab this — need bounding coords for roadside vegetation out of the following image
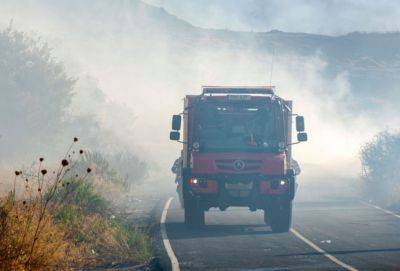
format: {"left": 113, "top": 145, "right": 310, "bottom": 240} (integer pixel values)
{"left": 0, "top": 139, "right": 152, "bottom": 270}
{"left": 0, "top": 26, "right": 153, "bottom": 270}
{"left": 360, "top": 130, "right": 400, "bottom": 209}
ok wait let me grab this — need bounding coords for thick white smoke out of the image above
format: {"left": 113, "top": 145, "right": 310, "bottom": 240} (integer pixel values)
{"left": 0, "top": 0, "right": 390, "bottom": 182}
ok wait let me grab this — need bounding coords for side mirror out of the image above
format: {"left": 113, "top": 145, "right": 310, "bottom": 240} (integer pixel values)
{"left": 296, "top": 116, "right": 305, "bottom": 132}
{"left": 172, "top": 115, "right": 181, "bottom": 131}
{"left": 297, "top": 132, "right": 308, "bottom": 142}
{"left": 170, "top": 131, "right": 180, "bottom": 141}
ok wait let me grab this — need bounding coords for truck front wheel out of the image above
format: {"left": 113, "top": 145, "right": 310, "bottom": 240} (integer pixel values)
{"left": 269, "top": 199, "right": 292, "bottom": 233}
{"left": 263, "top": 209, "right": 270, "bottom": 226}
{"left": 184, "top": 197, "right": 205, "bottom": 228}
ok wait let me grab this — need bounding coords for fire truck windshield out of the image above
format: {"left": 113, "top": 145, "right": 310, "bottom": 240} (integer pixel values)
{"left": 194, "top": 102, "right": 284, "bottom": 152}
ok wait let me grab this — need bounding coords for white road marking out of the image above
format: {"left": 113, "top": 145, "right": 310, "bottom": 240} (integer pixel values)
{"left": 291, "top": 228, "right": 358, "bottom": 271}
{"left": 161, "top": 197, "right": 180, "bottom": 271}
{"left": 361, "top": 201, "right": 400, "bottom": 219}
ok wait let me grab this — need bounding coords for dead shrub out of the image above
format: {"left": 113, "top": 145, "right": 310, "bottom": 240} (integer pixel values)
{"left": 0, "top": 138, "right": 85, "bottom": 270}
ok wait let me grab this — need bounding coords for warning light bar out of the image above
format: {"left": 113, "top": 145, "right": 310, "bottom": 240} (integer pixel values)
{"left": 202, "top": 86, "right": 275, "bottom": 95}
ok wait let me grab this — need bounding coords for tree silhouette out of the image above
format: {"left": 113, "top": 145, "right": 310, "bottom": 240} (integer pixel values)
{"left": 0, "top": 28, "right": 74, "bottom": 160}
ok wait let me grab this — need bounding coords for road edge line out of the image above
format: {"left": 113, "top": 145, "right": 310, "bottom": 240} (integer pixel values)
{"left": 291, "top": 228, "right": 358, "bottom": 271}
{"left": 360, "top": 201, "right": 400, "bottom": 219}
{"left": 161, "top": 197, "right": 180, "bottom": 271}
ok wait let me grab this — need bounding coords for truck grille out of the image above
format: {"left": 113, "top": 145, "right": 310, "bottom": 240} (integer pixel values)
{"left": 215, "top": 159, "right": 262, "bottom": 171}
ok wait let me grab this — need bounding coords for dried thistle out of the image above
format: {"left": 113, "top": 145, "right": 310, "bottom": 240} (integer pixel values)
{"left": 61, "top": 159, "right": 69, "bottom": 167}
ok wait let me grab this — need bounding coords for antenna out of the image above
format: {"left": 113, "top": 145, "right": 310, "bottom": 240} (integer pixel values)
{"left": 269, "top": 45, "right": 276, "bottom": 86}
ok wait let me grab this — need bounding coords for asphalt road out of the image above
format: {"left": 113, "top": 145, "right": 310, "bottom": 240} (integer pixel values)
{"left": 162, "top": 196, "right": 400, "bottom": 270}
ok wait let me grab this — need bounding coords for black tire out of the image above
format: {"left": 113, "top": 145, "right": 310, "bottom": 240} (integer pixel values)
{"left": 184, "top": 197, "right": 205, "bottom": 229}
{"left": 177, "top": 182, "right": 184, "bottom": 208}
{"left": 263, "top": 209, "right": 270, "bottom": 226}
{"left": 270, "top": 199, "right": 292, "bottom": 233}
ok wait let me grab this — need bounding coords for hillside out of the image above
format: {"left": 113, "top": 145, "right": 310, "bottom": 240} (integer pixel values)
{"left": 0, "top": 0, "right": 398, "bottom": 166}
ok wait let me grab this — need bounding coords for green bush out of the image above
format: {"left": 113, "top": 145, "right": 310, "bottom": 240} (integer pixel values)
{"left": 67, "top": 151, "right": 148, "bottom": 190}
{"left": 71, "top": 152, "right": 125, "bottom": 187}
{"left": 54, "top": 178, "right": 109, "bottom": 215}
{"left": 361, "top": 131, "right": 400, "bottom": 206}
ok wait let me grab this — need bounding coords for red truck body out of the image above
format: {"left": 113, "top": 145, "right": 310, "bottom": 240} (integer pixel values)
{"left": 170, "top": 86, "right": 307, "bottom": 231}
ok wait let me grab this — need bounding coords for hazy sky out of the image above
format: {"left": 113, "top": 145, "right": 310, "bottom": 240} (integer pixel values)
{"left": 144, "top": 0, "right": 400, "bottom": 35}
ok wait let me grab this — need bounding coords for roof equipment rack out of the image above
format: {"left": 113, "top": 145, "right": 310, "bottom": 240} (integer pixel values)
{"left": 202, "top": 86, "right": 275, "bottom": 95}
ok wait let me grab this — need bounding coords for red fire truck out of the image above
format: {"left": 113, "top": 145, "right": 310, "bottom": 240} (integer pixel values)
{"left": 170, "top": 86, "right": 307, "bottom": 232}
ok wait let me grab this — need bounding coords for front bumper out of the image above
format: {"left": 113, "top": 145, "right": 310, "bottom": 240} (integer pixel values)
{"left": 182, "top": 173, "right": 296, "bottom": 210}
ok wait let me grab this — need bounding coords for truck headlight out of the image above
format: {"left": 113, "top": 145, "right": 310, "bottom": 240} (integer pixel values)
{"left": 189, "top": 178, "right": 198, "bottom": 185}
{"left": 271, "top": 179, "right": 287, "bottom": 189}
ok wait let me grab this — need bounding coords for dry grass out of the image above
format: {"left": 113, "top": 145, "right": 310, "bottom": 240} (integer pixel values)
{"left": 54, "top": 180, "right": 151, "bottom": 266}
{"left": 57, "top": 210, "right": 150, "bottom": 266}
{"left": 0, "top": 139, "right": 151, "bottom": 271}
{"left": 0, "top": 199, "right": 80, "bottom": 270}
